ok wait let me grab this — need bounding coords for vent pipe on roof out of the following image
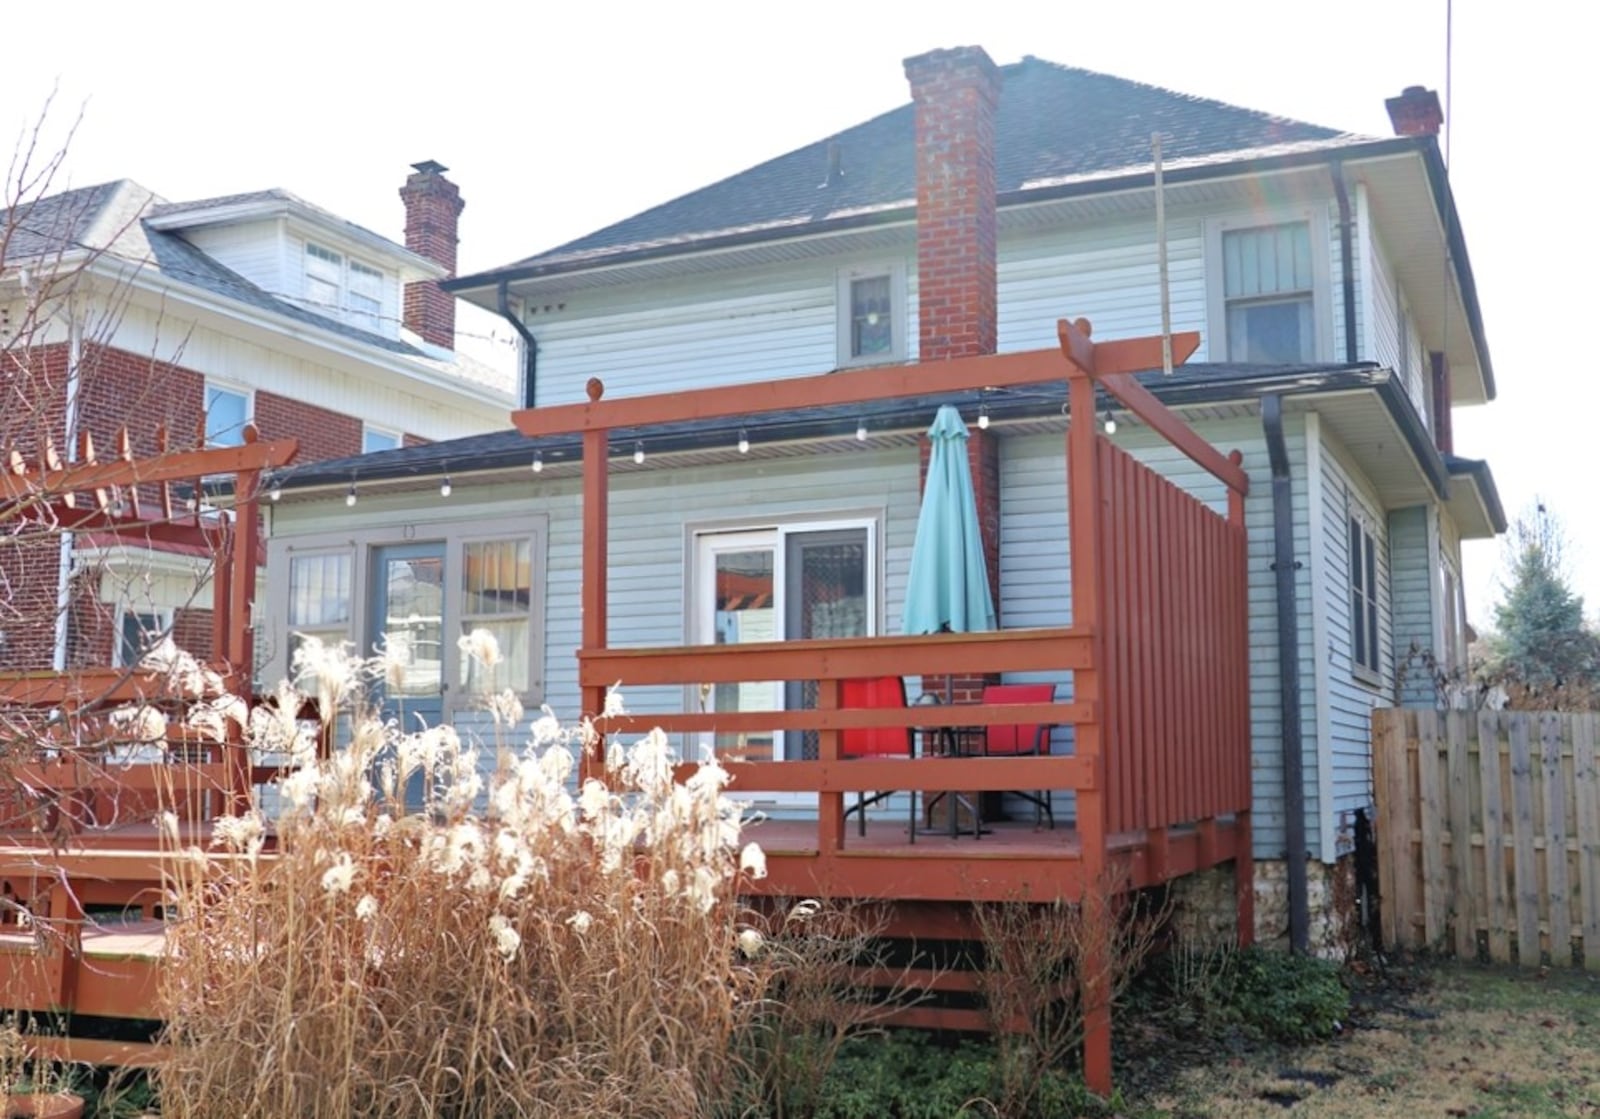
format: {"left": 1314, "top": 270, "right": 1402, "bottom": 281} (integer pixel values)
{"left": 818, "top": 140, "right": 844, "bottom": 189}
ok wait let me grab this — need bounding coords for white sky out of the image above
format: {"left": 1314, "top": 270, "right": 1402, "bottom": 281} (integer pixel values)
{"left": 4, "top": 0, "right": 1593, "bottom": 628}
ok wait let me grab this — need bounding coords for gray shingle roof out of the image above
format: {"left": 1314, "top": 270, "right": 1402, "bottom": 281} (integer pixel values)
{"left": 2, "top": 181, "right": 427, "bottom": 358}
{"left": 464, "top": 56, "right": 1357, "bottom": 281}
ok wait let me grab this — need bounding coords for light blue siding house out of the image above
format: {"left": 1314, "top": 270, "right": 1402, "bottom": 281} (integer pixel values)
{"left": 261, "top": 49, "right": 1503, "bottom": 942}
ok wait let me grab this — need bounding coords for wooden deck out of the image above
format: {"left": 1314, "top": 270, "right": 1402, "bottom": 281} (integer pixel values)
{"left": 0, "top": 321, "right": 1259, "bottom": 1094}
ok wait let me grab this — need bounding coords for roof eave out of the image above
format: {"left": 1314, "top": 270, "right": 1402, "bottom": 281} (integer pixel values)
{"left": 445, "top": 135, "right": 1421, "bottom": 296}
{"left": 1445, "top": 456, "right": 1508, "bottom": 538}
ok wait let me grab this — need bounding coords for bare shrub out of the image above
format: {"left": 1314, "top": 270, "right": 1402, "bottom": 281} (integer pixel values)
{"left": 974, "top": 877, "right": 1167, "bottom": 1112}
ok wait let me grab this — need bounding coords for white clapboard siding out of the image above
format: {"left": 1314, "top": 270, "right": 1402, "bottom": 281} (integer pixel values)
{"left": 1000, "top": 415, "right": 1320, "bottom": 859}
{"left": 106, "top": 304, "right": 507, "bottom": 438}
{"left": 996, "top": 217, "right": 1207, "bottom": 355}
{"left": 1331, "top": 202, "right": 1358, "bottom": 365}
{"left": 1319, "top": 432, "right": 1394, "bottom": 829}
{"left": 184, "top": 220, "right": 285, "bottom": 294}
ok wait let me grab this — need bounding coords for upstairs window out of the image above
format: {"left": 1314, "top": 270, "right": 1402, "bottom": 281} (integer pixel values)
{"left": 204, "top": 382, "right": 251, "bottom": 448}
{"left": 115, "top": 608, "right": 170, "bottom": 668}
{"left": 836, "top": 265, "right": 905, "bottom": 366}
{"left": 1221, "top": 221, "right": 1316, "bottom": 363}
{"left": 349, "top": 261, "right": 383, "bottom": 332}
{"left": 304, "top": 243, "right": 388, "bottom": 334}
{"left": 363, "top": 425, "right": 402, "bottom": 454}
{"left": 1349, "top": 513, "right": 1381, "bottom": 678}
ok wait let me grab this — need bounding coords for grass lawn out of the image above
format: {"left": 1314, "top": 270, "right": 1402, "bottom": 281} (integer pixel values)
{"left": 1120, "top": 961, "right": 1600, "bottom": 1117}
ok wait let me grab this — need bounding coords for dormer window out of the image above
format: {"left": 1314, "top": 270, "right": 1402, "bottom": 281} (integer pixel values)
{"left": 304, "top": 242, "right": 388, "bottom": 334}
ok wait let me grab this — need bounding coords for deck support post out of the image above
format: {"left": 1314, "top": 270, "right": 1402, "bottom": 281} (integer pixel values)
{"left": 1226, "top": 453, "right": 1256, "bottom": 948}
{"left": 1062, "top": 321, "right": 1113, "bottom": 1098}
{"left": 578, "top": 382, "right": 611, "bottom": 784}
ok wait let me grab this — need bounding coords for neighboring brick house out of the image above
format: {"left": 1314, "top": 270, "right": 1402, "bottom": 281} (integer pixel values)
{"left": 0, "top": 162, "right": 513, "bottom": 672}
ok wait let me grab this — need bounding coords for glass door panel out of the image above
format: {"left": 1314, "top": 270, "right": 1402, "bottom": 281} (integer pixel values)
{"left": 784, "top": 529, "right": 869, "bottom": 760}
{"left": 702, "top": 537, "right": 779, "bottom": 760}
{"left": 370, "top": 543, "right": 446, "bottom": 726}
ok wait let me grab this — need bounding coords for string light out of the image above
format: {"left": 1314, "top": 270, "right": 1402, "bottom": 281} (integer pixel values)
{"left": 977, "top": 402, "right": 990, "bottom": 430}
{"left": 440, "top": 475, "right": 453, "bottom": 498}
{"left": 345, "top": 483, "right": 358, "bottom": 507}
{"left": 737, "top": 428, "right": 750, "bottom": 454}
{"left": 855, "top": 418, "right": 868, "bottom": 441}
{"left": 1102, "top": 409, "right": 1118, "bottom": 436}
{"left": 531, "top": 449, "right": 544, "bottom": 473}
{"left": 268, "top": 482, "right": 282, "bottom": 502}
{"left": 633, "top": 441, "right": 645, "bottom": 465}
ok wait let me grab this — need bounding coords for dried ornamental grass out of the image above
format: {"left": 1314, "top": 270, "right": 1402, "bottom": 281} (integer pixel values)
{"left": 155, "top": 634, "right": 776, "bottom": 1119}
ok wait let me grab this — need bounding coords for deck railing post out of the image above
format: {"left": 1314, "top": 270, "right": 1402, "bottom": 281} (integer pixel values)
{"left": 1225, "top": 449, "right": 1255, "bottom": 944}
{"left": 579, "top": 380, "right": 611, "bottom": 786}
{"left": 817, "top": 678, "right": 844, "bottom": 853}
{"left": 223, "top": 452, "right": 262, "bottom": 816}
{"left": 1061, "top": 321, "right": 1113, "bottom": 1098}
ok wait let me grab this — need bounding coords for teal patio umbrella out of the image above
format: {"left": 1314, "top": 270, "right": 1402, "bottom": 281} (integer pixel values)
{"left": 901, "top": 405, "right": 997, "bottom": 643}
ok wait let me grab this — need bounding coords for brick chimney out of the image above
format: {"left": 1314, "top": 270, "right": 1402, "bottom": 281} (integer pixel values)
{"left": 399, "top": 160, "right": 464, "bottom": 350}
{"left": 904, "top": 46, "right": 1004, "bottom": 657}
{"left": 1385, "top": 86, "right": 1444, "bottom": 138}
{"left": 903, "top": 46, "right": 1002, "bottom": 361}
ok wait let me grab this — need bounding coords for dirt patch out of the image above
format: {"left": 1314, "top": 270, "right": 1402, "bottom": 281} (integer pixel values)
{"left": 1119, "top": 960, "right": 1600, "bottom": 1118}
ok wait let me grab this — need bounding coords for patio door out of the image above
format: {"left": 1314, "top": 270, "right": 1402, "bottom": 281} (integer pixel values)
{"left": 369, "top": 542, "right": 447, "bottom": 730}
{"left": 695, "top": 523, "right": 871, "bottom": 763}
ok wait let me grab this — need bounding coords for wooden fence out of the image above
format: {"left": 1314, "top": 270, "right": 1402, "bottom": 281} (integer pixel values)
{"left": 1373, "top": 708, "right": 1600, "bottom": 969}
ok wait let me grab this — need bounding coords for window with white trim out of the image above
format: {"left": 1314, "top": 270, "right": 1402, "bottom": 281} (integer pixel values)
{"left": 363, "top": 425, "right": 402, "bottom": 454}
{"left": 1439, "top": 557, "right": 1463, "bottom": 673}
{"left": 836, "top": 265, "right": 906, "bottom": 366}
{"left": 204, "top": 382, "right": 251, "bottom": 448}
{"left": 1222, "top": 222, "right": 1316, "bottom": 363}
{"left": 1349, "top": 513, "right": 1381, "bottom": 677}
{"left": 304, "top": 242, "right": 390, "bottom": 334}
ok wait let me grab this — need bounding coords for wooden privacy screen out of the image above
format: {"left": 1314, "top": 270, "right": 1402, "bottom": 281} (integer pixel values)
{"left": 1095, "top": 439, "right": 1252, "bottom": 836}
{"left": 1374, "top": 708, "right": 1600, "bottom": 970}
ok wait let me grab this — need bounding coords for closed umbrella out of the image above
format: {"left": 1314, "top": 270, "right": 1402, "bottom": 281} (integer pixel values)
{"left": 901, "top": 405, "right": 996, "bottom": 643}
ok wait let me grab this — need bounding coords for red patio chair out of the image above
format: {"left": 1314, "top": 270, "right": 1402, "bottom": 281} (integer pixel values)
{"left": 979, "top": 682, "right": 1057, "bottom": 829}
{"left": 839, "top": 676, "right": 915, "bottom": 840}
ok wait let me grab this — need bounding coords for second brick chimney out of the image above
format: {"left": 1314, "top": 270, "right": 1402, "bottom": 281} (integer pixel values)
{"left": 1385, "top": 86, "right": 1444, "bottom": 138}
{"left": 399, "top": 160, "right": 464, "bottom": 350}
{"left": 903, "top": 46, "right": 1002, "bottom": 361}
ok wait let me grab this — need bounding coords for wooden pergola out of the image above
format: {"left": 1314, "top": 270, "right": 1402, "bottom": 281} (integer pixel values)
{"left": 0, "top": 424, "right": 295, "bottom": 1065}
{"left": 513, "top": 318, "right": 1255, "bottom": 1092}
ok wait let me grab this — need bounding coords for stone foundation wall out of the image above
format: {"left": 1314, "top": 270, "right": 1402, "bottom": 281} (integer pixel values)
{"left": 1170, "top": 857, "right": 1362, "bottom": 959}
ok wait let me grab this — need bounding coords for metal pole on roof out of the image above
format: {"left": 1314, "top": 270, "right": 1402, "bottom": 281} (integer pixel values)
{"left": 1154, "top": 132, "right": 1172, "bottom": 377}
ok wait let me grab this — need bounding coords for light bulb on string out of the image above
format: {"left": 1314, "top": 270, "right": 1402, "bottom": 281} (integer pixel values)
{"left": 345, "top": 483, "right": 358, "bottom": 508}
{"left": 977, "top": 402, "right": 990, "bottom": 430}
{"left": 738, "top": 428, "right": 750, "bottom": 454}
{"left": 855, "top": 418, "right": 868, "bottom": 442}
{"left": 633, "top": 441, "right": 645, "bottom": 465}
{"left": 1103, "top": 410, "right": 1117, "bottom": 436}
{"left": 531, "top": 449, "right": 544, "bottom": 473}
{"left": 440, "top": 475, "right": 452, "bottom": 498}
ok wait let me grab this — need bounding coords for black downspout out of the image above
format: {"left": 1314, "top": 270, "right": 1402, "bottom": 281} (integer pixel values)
{"left": 1262, "top": 392, "right": 1309, "bottom": 954}
{"left": 1330, "top": 161, "right": 1359, "bottom": 363}
{"left": 497, "top": 279, "right": 540, "bottom": 409}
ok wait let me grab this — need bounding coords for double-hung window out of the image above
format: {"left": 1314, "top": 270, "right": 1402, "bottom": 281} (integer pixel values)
{"left": 1222, "top": 222, "right": 1316, "bottom": 363}
{"left": 1349, "top": 513, "right": 1381, "bottom": 678}
{"left": 115, "top": 607, "right": 171, "bottom": 668}
{"left": 836, "top": 265, "right": 906, "bottom": 366}
{"left": 304, "top": 243, "right": 388, "bottom": 334}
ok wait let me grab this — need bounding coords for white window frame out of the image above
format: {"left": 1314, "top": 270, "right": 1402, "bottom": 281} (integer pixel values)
{"left": 363, "top": 425, "right": 403, "bottom": 454}
{"left": 836, "top": 263, "right": 908, "bottom": 367}
{"left": 686, "top": 512, "right": 882, "bottom": 792}
{"left": 1205, "top": 209, "right": 1332, "bottom": 365}
{"left": 264, "top": 514, "right": 548, "bottom": 716}
{"left": 1348, "top": 507, "right": 1383, "bottom": 685}
{"left": 1438, "top": 553, "right": 1464, "bottom": 675}
{"left": 203, "top": 380, "right": 254, "bottom": 449}
{"left": 304, "top": 241, "right": 390, "bottom": 334}
{"left": 112, "top": 605, "right": 173, "bottom": 669}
